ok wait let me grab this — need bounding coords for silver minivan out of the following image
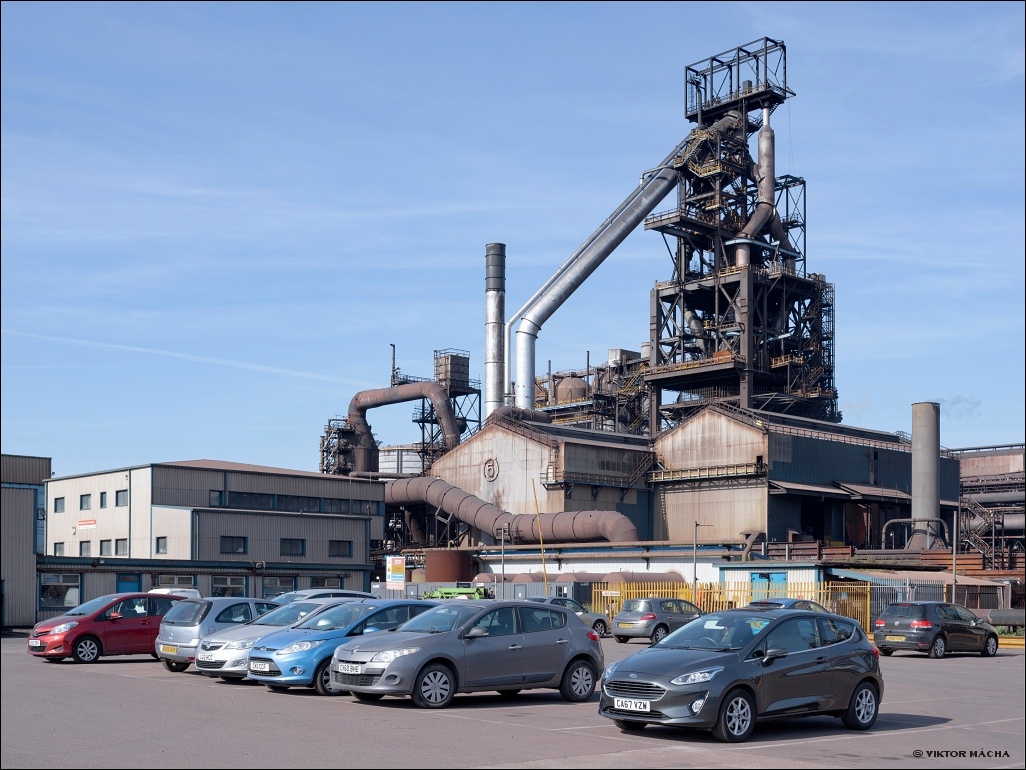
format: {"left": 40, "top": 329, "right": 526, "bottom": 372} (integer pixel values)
{"left": 156, "top": 596, "right": 279, "bottom": 672}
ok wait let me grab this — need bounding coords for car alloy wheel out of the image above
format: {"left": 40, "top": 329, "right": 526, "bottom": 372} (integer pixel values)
{"left": 982, "top": 636, "right": 998, "bottom": 657}
{"left": 72, "top": 636, "right": 101, "bottom": 664}
{"left": 651, "top": 625, "right": 669, "bottom": 644}
{"left": 712, "top": 688, "right": 755, "bottom": 743}
{"left": 842, "top": 682, "right": 878, "bottom": 730}
{"left": 928, "top": 635, "right": 946, "bottom": 659}
{"left": 592, "top": 620, "right": 608, "bottom": 637}
{"left": 314, "top": 659, "right": 346, "bottom": 696}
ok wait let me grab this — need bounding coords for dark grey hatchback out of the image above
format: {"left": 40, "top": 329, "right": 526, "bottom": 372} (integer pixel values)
{"left": 598, "top": 608, "right": 883, "bottom": 742}
{"left": 873, "top": 601, "right": 999, "bottom": 659}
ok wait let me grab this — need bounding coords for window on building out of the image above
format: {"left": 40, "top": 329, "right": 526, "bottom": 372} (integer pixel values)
{"left": 115, "top": 538, "right": 128, "bottom": 556}
{"left": 155, "top": 536, "right": 168, "bottom": 554}
{"left": 115, "top": 489, "right": 128, "bottom": 506}
{"left": 328, "top": 540, "right": 353, "bottom": 558}
{"left": 53, "top": 542, "right": 65, "bottom": 556}
{"left": 322, "top": 498, "right": 349, "bottom": 514}
{"left": 156, "top": 574, "right": 195, "bottom": 589}
{"left": 79, "top": 494, "right": 91, "bottom": 511}
{"left": 39, "top": 573, "right": 81, "bottom": 610}
{"left": 226, "top": 491, "right": 274, "bottom": 510}
{"left": 100, "top": 540, "right": 112, "bottom": 556}
{"left": 99, "top": 491, "right": 107, "bottom": 508}
{"left": 79, "top": 541, "right": 92, "bottom": 557}
{"left": 211, "top": 576, "right": 246, "bottom": 597}
{"left": 311, "top": 577, "right": 342, "bottom": 589}
{"left": 54, "top": 497, "right": 65, "bottom": 513}
{"left": 280, "top": 538, "right": 305, "bottom": 557}
{"left": 275, "top": 495, "right": 320, "bottom": 512}
{"left": 208, "top": 490, "right": 224, "bottom": 507}
{"left": 220, "top": 536, "right": 247, "bottom": 555}
{"left": 262, "top": 576, "right": 295, "bottom": 599}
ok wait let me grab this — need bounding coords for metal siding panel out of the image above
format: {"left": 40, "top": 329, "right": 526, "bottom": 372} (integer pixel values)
{"left": 194, "top": 511, "right": 368, "bottom": 565}
{"left": 430, "top": 426, "right": 553, "bottom": 515}
{"left": 655, "top": 411, "right": 767, "bottom": 470}
{"left": 2, "top": 455, "right": 52, "bottom": 485}
{"left": 149, "top": 506, "right": 194, "bottom": 559}
{"left": 152, "top": 467, "right": 224, "bottom": 507}
{"left": 1, "top": 488, "right": 39, "bottom": 625}
{"left": 662, "top": 485, "right": 767, "bottom": 542}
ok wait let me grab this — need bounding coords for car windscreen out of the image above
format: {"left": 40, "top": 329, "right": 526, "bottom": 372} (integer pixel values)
{"left": 660, "top": 613, "right": 771, "bottom": 650}
{"left": 399, "top": 603, "right": 485, "bottom": 633}
{"left": 64, "top": 594, "right": 119, "bottom": 616}
{"left": 294, "top": 603, "right": 376, "bottom": 631}
{"left": 161, "top": 600, "right": 209, "bottom": 626}
{"left": 252, "top": 601, "right": 327, "bottom": 626}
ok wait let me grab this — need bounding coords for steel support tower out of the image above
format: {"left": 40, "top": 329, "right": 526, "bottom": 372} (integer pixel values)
{"left": 643, "top": 38, "right": 839, "bottom": 431}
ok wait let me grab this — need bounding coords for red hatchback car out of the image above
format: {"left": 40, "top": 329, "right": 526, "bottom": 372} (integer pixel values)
{"left": 28, "top": 592, "right": 185, "bottom": 663}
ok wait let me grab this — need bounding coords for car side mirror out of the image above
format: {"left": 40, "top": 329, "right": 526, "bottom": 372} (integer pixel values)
{"left": 762, "top": 647, "right": 788, "bottom": 665}
{"left": 465, "top": 626, "right": 488, "bottom": 639}
{"left": 363, "top": 626, "right": 381, "bottom": 635}
{"left": 109, "top": 612, "right": 122, "bottom": 621}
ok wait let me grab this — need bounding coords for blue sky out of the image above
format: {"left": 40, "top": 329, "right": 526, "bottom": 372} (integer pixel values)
{"left": 2, "top": 2, "right": 1024, "bottom": 477}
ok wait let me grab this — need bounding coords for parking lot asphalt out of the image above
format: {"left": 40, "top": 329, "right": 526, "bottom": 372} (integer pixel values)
{"left": 2, "top": 635, "right": 1023, "bottom": 769}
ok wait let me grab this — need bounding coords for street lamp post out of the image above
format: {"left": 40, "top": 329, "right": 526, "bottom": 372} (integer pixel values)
{"left": 494, "top": 524, "right": 510, "bottom": 600}
{"left": 693, "top": 520, "right": 712, "bottom": 600}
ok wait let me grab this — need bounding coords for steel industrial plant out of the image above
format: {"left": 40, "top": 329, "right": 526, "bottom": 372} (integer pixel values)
{"left": 315, "top": 39, "right": 1023, "bottom": 584}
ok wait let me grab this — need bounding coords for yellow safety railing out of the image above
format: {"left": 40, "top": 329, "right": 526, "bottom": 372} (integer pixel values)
{"left": 588, "top": 581, "right": 875, "bottom": 631}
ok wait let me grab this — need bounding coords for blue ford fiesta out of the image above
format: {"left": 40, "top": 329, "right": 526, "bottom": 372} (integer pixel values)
{"left": 246, "top": 598, "right": 438, "bottom": 695}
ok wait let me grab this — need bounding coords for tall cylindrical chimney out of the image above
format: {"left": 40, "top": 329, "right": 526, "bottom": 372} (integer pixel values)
{"left": 484, "top": 243, "right": 506, "bottom": 418}
{"left": 909, "top": 401, "right": 941, "bottom": 549}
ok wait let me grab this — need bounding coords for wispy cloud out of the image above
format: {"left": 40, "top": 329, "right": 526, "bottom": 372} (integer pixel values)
{"left": 1, "top": 329, "right": 371, "bottom": 386}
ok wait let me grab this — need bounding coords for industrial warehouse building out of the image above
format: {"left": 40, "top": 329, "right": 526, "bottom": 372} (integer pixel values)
{"left": 1, "top": 457, "right": 387, "bottom": 624}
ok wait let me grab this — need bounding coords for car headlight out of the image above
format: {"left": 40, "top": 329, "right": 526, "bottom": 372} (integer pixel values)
{"left": 602, "top": 660, "right": 620, "bottom": 680}
{"left": 670, "top": 667, "right": 723, "bottom": 686}
{"left": 369, "top": 647, "right": 420, "bottom": 664}
{"left": 50, "top": 622, "right": 78, "bottom": 635}
{"left": 276, "top": 639, "right": 327, "bottom": 655}
{"left": 225, "top": 639, "right": 255, "bottom": 651}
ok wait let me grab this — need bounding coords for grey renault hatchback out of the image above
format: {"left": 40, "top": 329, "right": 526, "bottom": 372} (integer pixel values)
{"left": 156, "top": 596, "right": 279, "bottom": 672}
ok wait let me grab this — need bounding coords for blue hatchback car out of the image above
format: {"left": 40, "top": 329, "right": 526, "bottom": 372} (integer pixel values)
{"left": 246, "top": 598, "right": 438, "bottom": 695}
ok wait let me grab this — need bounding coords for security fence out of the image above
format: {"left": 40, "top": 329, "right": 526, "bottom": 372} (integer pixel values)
{"left": 586, "top": 579, "right": 1010, "bottom": 632}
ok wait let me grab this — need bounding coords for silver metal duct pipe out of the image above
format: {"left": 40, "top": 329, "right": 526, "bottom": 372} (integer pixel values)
{"left": 385, "top": 476, "right": 640, "bottom": 544}
{"left": 484, "top": 243, "right": 506, "bottom": 418}
{"left": 736, "top": 108, "right": 777, "bottom": 267}
{"left": 347, "top": 382, "right": 462, "bottom": 473}
{"left": 503, "top": 128, "right": 712, "bottom": 404}
{"left": 512, "top": 153, "right": 687, "bottom": 408}
{"left": 909, "top": 401, "right": 941, "bottom": 549}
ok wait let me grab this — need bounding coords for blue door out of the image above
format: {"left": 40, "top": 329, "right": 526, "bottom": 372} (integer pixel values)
{"left": 116, "top": 573, "right": 141, "bottom": 593}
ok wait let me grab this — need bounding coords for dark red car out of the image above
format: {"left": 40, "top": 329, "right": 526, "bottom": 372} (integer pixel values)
{"left": 28, "top": 592, "right": 184, "bottom": 663}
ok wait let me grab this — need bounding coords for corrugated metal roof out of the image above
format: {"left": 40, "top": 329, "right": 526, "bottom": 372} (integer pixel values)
{"left": 834, "top": 482, "right": 911, "bottom": 502}
{"left": 160, "top": 459, "right": 336, "bottom": 479}
{"left": 769, "top": 480, "right": 851, "bottom": 498}
{"left": 828, "top": 568, "right": 1005, "bottom": 586}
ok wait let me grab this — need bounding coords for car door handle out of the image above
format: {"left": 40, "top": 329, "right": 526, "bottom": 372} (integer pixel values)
{"left": 508, "top": 644, "right": 523, "bottom": 651}
{"left": 556, "top": 638, "right": 569, "bottom": 645}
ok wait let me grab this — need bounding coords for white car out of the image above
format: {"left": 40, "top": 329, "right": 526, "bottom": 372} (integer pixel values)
{"left": 194, "top": 598, "right": 353, "bottom": 680}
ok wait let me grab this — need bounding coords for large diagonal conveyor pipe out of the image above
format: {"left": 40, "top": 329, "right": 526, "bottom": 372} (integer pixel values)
{"left": 505, "top": 133, "right": 697, "bottom": 407}
{"left": 511, "top": 115, "right": 743, "bottom": 408}
{"left": 385, "top": 477, "right": 639, "bottom": 544}
{"left": 348, "top": 383, "right": 461, "bottom": 473}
